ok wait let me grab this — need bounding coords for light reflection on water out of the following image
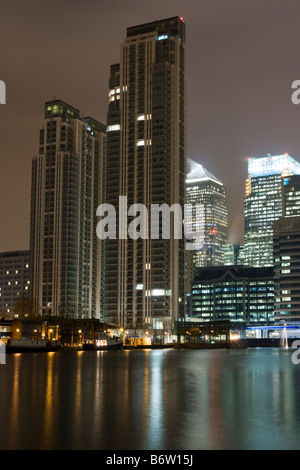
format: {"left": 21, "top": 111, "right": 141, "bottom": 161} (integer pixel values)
{"left": 1, "top": 348, "right": 300, "bottom": 450}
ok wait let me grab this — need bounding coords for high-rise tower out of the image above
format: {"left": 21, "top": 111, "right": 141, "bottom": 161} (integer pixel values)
{"left": 30, "top": 99, "right": 106, "bottom": 318}
{"left": 243, "top": 154, "right": 300, "bottom": 266}
{"left": 102, "top": 17, "right": 187, "bottom": 332}
{"left": 186, "top": 163, "right": 228, "bottom": 267}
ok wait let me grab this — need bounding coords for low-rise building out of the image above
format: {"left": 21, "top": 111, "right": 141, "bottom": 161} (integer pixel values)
{"left": 0, "top": 250, "right": 30, "bottom": 319}
{"left": 192, "top": 265, "right": 274, "bottom": 326}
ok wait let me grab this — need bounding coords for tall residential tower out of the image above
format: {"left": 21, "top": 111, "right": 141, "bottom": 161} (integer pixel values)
{"left": 102, "top": 17, "right": 187, "bottom": 332}
{"left": 30, "top": 99, "right": 106, "bottom": 318}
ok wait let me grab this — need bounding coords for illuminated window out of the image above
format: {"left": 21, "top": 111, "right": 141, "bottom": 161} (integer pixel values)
{"left": 151, "top": 289, "right": 165, "bottom": 296}
{"left": 137, "top": 114, "right": 151, "bottom": 121}
{"left": 107, "top": 124, "right": 120, "bottom": 132}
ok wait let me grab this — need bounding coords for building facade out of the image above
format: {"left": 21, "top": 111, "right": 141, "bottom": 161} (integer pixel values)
{"left": 282, "top": 174, "right": 300, "bottom": 217}
{"left": 30, "top": 100, "right": 106, "bottom": 318}
{"left": 243, "top": 154, "right": 300, "bottom": 266}
{"left": 186, "top": 162, "right": 228, "bottom": 267}
{"left": 102, "top": 17, "right": 187, "bottom": 331}
{"left": 273, "top": 216, "right": 300, "bottom": 326}
{"left": 224, "top": 243, "right": 241, "bottom": 265}
{"left": 0, "top": 251, "right": 30, "bottom": 319}
{"left": 192, "top": 266, "right": 274, "bottom": 326}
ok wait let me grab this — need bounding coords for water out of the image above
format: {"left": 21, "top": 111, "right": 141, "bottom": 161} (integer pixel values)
{"left": 1, "top": 348, "right": 300, "bottom": 450}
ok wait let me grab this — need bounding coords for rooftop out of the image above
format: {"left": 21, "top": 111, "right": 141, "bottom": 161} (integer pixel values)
{"left": 126, "top": 16, "right": 185, "bottom": 41}
{"left": 186, "top": 162, "right": 223, "bottom": 185}
{"left": 248, "top": 153, "right": 300, "bottom": 178}
{"left": 193, "top": 265, "right": 274, "bottom": 282}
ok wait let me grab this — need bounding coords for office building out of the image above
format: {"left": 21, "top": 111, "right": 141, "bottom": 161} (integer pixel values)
{"left": 282, "top": 174, "right": 300, "bottom": 216}
{"left": 224, "top": 244, "right": 241, "bottom": 265}
{"left": 243, "top": 153, "right": 300, "bottom": 266}
{"left": 192, "top": 265, "right": 274, "bottom": 325}
{"left": 102, "top": 17, "right": 186, "bottom": 331}
{"left": 0, "top": 251, "right": 30, "bottom": 319}
{"left": 273, "top": 216, "right": 300, "bottom": 326}
{"left": 30, "top": 99, "right": 106, "bottom": 318}
{"left": 186, "top": 163, "right": 228, "bottom": 268}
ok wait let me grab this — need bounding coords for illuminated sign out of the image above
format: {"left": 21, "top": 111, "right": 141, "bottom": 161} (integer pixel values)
{"left": 0, "top": 81, "right": 6, "bottom": 104}
{"left": 157, "top": 34, "right": 168, "bottom": 41}
{"left": 0, "top": 340, "right": 5, "bottom": 364}
{"left": 248, "top": 154, "right": 300, "bottom": 177}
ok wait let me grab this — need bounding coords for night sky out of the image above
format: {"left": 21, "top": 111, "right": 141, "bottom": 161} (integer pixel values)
{"left": 1, "top": 0, "right": 300, "bottom": 252}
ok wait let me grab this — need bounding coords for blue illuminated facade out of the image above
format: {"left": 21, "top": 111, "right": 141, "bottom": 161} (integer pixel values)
{"left": 248, "top": 154, "right": 300, "bottom": 178}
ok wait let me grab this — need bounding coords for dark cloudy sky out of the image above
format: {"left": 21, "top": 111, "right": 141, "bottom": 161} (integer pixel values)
{"left": 1, "top": 0, "right": 300, "bottom": 251}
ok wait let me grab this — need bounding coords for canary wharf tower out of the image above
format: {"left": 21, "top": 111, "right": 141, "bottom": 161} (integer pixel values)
{"left": 102, "top": 17, "right": 186, "bottom": 331}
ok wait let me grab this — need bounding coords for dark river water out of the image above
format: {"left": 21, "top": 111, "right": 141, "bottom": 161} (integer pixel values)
{"left": 1, "top": 347, "right": 300, "bottom": 450}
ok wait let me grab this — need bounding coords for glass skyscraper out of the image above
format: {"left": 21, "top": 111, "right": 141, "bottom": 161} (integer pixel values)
{"left": 102, "top": 17, "right": 186, "bottom": 332}
{"left": 186, "top": 163, "right": 228, "bottom": 267}
{"left": 224, "top": 243, "right": 241, "bottom": 265}
{"left": 30, "top": 100, "right": 106, "bottom": 318}
{"left": 243, "top": 153, "right": 300, "bottom": 267}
